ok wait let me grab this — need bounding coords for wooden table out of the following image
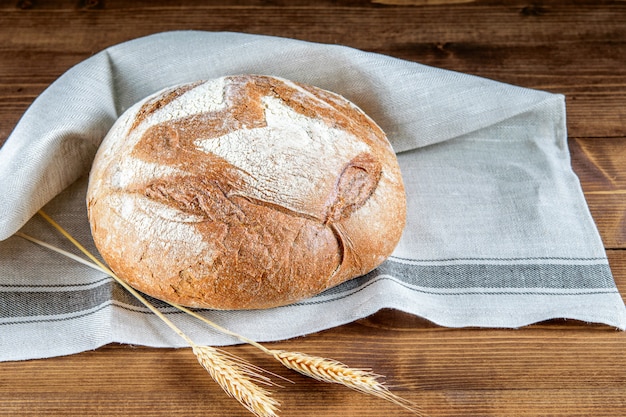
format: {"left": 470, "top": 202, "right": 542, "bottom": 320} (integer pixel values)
{"left": 1, "top": 1, "right": 625, "bottom": 416}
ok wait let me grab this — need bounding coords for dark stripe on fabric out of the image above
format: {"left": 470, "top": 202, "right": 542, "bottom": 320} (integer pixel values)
{"left": 318, "top": 260, "right": 616, "bottom": 295}
{"left": 0, "top": 280, "right": 169, "bottom": 318}
{"left": 296, "top": 275, "right": 620, "bottom": 308}
{"left": 0, "top": 261, "right": 616, "bottom": 319}
{"left": 390, "top": 255, "right": 609, "bottom": 263}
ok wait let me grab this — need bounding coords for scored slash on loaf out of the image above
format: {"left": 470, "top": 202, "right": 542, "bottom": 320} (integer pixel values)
{"left": 87, "top": 75, "right": 406, "bottom": 310}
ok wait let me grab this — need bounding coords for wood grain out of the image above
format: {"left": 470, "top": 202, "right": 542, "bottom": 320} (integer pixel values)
{"left": 570, "top": 137, "right": 626, "bottom": 248}
{"left": 1, "top": 1, "right": 625, "bottom": 416}
{"left": 1, "top": 2, "right": 625, "bottom": 140}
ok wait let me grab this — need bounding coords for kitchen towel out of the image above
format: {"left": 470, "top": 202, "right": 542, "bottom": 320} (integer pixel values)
{"left": 1, "top": 31, "right": 624, "bottom": 362}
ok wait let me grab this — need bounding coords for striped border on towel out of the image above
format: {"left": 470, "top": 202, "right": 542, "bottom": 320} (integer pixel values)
{"left": 0, "top": 257, "right": 618, "bottom": 323}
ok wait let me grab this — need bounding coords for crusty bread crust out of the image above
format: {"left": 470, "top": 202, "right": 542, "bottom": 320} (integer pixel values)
{"left": 87, "top": 75, "right": 406, "bottom": 310}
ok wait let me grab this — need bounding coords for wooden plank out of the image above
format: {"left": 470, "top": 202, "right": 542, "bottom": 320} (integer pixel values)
{"left": 1, "top": 3, "right": 625, "bottom": 143}
{"left": 2, "top": 3, "right": 625, "bottom": 54}
{"left": 608, "top": 250, "right": 626, "bottom": 298}
{"left": 570, "top": 137, "right": 626, "bottom": 248}
{"left": 0, "top": 0, "right": 370, "bottom": 10}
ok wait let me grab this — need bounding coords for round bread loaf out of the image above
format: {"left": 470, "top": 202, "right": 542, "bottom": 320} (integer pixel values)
{"left": 87, "top": 75, "right": 406, "bottom": 310}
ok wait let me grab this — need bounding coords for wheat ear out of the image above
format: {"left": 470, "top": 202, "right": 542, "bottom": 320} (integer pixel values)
{"left": 25, "top": 211, "right": 280, "bottom": 417}
{"left": 172, "top": 303, "right": 423, "bottom": 415}
{"left": 193, "top": 345, "right": 280, "bottom": 417}
{"left": 269, "top": 350, "right": 422, "bottom": 415}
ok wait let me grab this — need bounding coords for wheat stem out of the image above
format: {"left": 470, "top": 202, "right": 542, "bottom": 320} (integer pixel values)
{"left": 25, "top": 211, "right": 280, "bottom": 417}
{"left": 15, "top": 232, "right": 109, "bottom": 273}
{"left": 168, "top": 302, "right": 272, "bottom": 352}
{"left": 35, "top": 211, "right": 194, "bottom": 345}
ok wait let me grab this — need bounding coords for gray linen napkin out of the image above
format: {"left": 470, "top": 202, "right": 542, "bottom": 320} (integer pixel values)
{"left": 1, "top": 31, "right": 624, "bottom": 362}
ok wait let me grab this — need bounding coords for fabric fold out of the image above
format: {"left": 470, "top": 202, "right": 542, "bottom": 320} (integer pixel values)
{"left": 1, "top": 31, "right": 561, "bottom": 239}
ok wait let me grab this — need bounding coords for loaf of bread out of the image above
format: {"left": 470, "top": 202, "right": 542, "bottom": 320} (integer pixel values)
{"left": 87, "top": 75, "right": 406, "bottom": 310}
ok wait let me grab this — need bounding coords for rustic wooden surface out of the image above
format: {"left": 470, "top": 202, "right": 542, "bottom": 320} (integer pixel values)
{"left": 1, "top": 1, "right": 625, "bottom": 416}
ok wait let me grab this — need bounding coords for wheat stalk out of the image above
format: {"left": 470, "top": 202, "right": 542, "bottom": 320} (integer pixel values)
{"left": 24, "top": 210, "right": 280, "bottom": 417}
{"left": 21, "top": 210, "right": 423, "bottom": 416}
